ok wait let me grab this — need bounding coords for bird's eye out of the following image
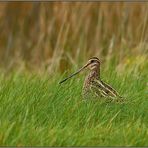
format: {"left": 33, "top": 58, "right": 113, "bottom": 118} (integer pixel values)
{"left": 91, "top": 60, "right": 95, "bottom": 63}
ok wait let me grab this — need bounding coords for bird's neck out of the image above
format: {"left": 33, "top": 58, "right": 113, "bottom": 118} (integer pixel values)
{"left": 88, "top": 67, "right": 100, "bottom": 80}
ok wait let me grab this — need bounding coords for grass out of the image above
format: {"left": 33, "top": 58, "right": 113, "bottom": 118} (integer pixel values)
{"left": 0, "top": 62, "right": 147, "bottom": 146}
{"left": 0, "top": 2, "right": 147, "bottom": 72}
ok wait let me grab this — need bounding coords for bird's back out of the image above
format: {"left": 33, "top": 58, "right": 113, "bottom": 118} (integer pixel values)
{"left": 82, "top": 73, "right": 124, "bottom": 102}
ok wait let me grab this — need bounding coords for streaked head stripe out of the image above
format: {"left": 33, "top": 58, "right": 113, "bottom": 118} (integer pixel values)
{"left": 89, "top": 57, "right": 100, "bottom": 62}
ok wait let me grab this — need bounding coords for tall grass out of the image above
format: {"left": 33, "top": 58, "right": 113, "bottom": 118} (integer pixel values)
{"left": 0, "top": 2, "right": 147, "bottom": 73}
{"left": 0, "top": 61, "right": 147, "bottom": 146}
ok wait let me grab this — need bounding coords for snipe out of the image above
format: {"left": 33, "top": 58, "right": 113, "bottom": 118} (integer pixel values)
{"left": 59, "top": 57, "right": 125, "bottom": 102}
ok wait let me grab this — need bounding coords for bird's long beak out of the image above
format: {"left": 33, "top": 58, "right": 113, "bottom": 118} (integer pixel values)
{"left": 59, "top": 63, "right": 89, "bottom": 84}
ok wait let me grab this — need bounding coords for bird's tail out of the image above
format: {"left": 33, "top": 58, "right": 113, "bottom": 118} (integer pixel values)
{"left": 113, "top": 96, "right": 127, "bottom": 104}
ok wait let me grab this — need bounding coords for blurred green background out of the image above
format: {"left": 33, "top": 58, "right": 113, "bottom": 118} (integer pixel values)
{"left": 0, "top": 2, "right": 147, "bottom": 73}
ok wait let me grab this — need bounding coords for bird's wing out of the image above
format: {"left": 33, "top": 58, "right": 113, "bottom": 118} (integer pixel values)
{"left": 92, "top": 79, "right": 121, "bottom": 98}
{"left": 89, "top": 79, "right": 126, "bottom": 103}
{"left": 101, "top": 80, "right": 120, "bottom": 96}
{"left": 90, "top": 80, "right": 111, "bottom": 98}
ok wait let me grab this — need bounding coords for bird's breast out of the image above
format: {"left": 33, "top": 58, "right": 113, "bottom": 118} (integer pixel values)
{"left": 82, "top": 72, "right": 98, "bottom": 99}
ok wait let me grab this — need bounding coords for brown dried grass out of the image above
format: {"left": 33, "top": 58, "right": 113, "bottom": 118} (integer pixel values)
{"left": 0, "top": 2, "right": 147, "bottom": 73}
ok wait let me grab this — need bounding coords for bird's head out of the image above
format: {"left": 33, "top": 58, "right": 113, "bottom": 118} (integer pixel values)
{"left": 59, "top": 57, "right": 100, "bottom": 84}
{"left": 85, "top": 57, "right": 100, "bottom": 70}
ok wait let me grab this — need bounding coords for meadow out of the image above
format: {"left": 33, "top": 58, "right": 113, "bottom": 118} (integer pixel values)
{"left": 0, "top": 2, "right": 147, "bottom": 146}
{"left": 0, "top": 60, "right": 147, "bottom": 146}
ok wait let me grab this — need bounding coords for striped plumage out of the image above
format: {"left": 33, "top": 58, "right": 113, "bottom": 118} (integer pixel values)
{"left": 59, "top": 57, "right": 125, "bottom": 102}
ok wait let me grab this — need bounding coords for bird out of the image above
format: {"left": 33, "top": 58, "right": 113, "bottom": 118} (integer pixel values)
{"left": 59, "top": 57, "right": 125, "bottom": 103}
